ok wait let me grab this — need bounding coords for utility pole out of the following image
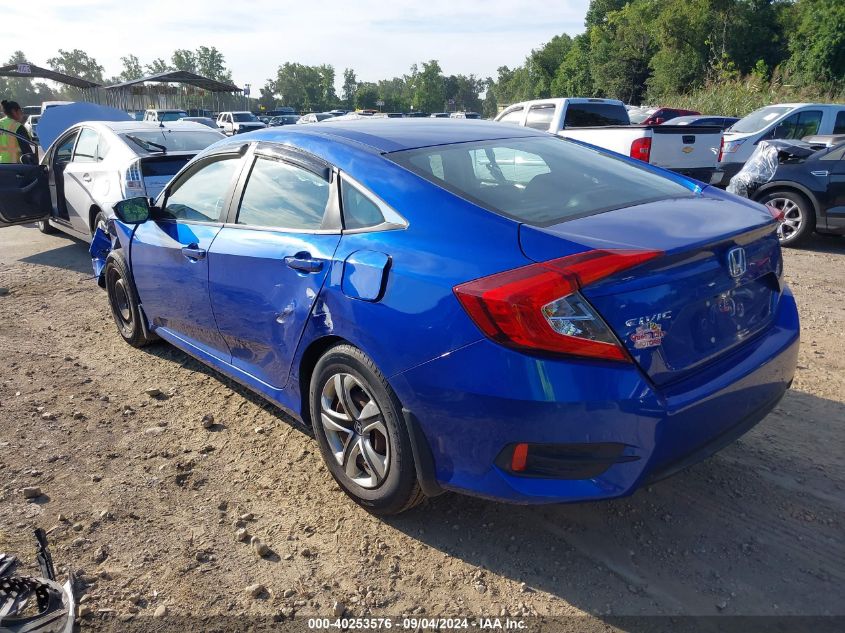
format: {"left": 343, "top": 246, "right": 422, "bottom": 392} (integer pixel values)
{"left": 244, "top": 83, "right": 251, "bottom": 111}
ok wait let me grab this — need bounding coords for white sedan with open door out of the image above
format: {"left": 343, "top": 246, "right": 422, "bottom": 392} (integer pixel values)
{"left": 0, "top": 105, "right": 224, "bottom": 239}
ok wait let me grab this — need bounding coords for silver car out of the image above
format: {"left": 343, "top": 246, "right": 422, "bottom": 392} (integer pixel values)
{"left": 35, "top": 121, "right": 224, "bottom": 240}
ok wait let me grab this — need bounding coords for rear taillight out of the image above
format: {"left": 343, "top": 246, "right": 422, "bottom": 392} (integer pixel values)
{"left": 123, "top": 160, "right": 146, "bottom": 197}
{"left": 453, "top": 250, "right": 661, "bottom": 362}
{"left": 630, "top": 137, "right": 651, "bottom": 162}
{"left": 717, "top": 136, "right": 724, "bottom": 162}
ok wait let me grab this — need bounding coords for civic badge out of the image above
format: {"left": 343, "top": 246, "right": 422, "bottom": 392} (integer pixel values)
{"left": 727, "top": 247, "right": 747, "bottom": 278}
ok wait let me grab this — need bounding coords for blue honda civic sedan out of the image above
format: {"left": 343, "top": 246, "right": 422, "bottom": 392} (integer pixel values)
{"left": 90, "top": 120, "right": 800, "bottom": 514}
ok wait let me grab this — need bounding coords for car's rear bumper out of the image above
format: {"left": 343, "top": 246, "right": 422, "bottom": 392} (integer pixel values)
{"left": 710, "top": 162, "right": 744, "bottom": 188}
{"left": 391, "top": 287, "right": 799, "bottom": 504}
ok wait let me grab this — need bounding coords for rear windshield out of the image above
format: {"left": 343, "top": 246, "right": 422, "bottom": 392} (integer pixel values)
{"left": 730, "top": 105, "right": 794, "bottom": 134}
{"left": 565, "top": 103, "right": 629, "bottom": 127}
{"left": 141, "top": 156, "right": 193, "bottom": 177}
{"left": 121, "top": 130, "right": 222, "bottom": 153}
{"left": 389, "top": 136, "right": 694, "bottom": 226}
{"left": 158, "top": 111, "right": 187, "bottom": 121}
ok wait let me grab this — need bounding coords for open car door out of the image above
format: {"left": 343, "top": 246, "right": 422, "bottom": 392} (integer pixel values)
{"left": 0, "top": 162, "right": 51, "bottom": 227}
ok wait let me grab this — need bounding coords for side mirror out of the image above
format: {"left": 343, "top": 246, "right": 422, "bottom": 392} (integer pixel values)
{"left": 113, "top": 197, "right": 150, "bottom": 224}
{"left": 20, "top": 153, "right": 36, "bottom": 165}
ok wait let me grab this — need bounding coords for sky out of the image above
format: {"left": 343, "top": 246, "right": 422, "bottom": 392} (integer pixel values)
{"left": 4, "top": 0, "right": 589, "bottom": 93}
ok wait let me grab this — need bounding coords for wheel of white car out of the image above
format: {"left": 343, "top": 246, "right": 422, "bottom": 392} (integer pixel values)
{"left": 759, "top": 190, "right": 815, "bottom": 247}
{"left": 309, "top": 344, "right": 424, "bottom": 515}
{"left": 36, "top": 219, "right": 57, "bottom": 234}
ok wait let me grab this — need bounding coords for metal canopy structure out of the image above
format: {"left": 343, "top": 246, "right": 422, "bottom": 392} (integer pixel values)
{"left": 106, "top": 70, "right": 240, "bottom": 93}
{"left": 0, "top": 61, "right": 102, "bottom": 89}
{"left": 103, "top": 71, "right": 242, "bottom": 114}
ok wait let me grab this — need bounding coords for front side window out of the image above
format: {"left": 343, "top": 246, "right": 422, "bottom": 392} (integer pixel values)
{"left": 237, "top": 157, "right": 330, "bottom": 230}
{"left": 72, "top": 128, "right": 99, "bottom": 163}
{"left": 163, "top": 158, "right": 241, "bottom": 222}
{"left": 526, "top": 105, "right": 555, "bottom": 131}
{"left": 391, "top": 136, "right": 694, "bottom": 227}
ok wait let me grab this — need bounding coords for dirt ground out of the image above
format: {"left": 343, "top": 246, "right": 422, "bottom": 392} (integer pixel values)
{"left": 1, "top": 224, "right": 843, "bottom": 631}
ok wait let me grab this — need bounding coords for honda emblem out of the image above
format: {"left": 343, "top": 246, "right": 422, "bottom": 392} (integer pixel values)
{"left": 727, "top": 247, "right": 747, "bottom": 278}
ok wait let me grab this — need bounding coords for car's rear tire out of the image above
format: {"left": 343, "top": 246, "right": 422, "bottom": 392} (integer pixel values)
{"left": 104, "top": 250, "right": 155, "bottom": 348}
{"left": 759, "top": 190, "right": 815, "bottom": 247}
{"left": 310, "top": 344, "right": 424, "bottom": 515}
{"left": 36, "top": 219, "right": 57, "bottom": 234}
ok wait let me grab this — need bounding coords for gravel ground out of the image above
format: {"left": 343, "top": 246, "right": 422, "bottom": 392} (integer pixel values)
{"left": 0, "top": 224, "right": 843, "bottom": 631}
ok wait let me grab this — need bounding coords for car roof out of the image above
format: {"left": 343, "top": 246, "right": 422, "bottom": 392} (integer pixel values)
{"left": 239, "top": 118, "right": 547, "bottom": 153}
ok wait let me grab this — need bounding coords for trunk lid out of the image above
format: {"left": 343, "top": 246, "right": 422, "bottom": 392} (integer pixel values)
{"left": 519, "top": 195, "right": 783, "bottom": 386}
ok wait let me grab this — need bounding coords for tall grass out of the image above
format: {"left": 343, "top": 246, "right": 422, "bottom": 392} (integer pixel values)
{"left": 659, "top": 75, "right": 845, "bottom": 117}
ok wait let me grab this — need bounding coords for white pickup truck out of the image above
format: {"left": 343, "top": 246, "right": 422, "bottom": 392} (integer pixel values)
{"left": 495, "top": 98, "right": 722, "bottom": 182}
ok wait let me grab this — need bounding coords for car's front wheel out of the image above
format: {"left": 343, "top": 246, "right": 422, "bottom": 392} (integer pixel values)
{"left": 759, "top": 190, "right": 815, "bottom": 247}
{"left": 310, "top": 344, "right": 424, "bottom": 515}
{"left": 104, "top": 250, "right": 156, "bottom": 348}
{"left": 36, "top": 219, "right": 57, "bottom": 234}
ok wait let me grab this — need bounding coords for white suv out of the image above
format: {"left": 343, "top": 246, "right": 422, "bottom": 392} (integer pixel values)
{"left": 216, "top": 111, "right": 266, "bottom": 136}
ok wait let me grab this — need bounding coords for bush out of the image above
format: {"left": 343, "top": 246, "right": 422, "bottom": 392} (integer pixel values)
{"left": 656, "top": 74, "right": 845, "bottom": 117}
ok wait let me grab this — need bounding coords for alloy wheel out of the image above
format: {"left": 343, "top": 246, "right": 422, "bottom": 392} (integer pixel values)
{"left": 767, "top": 197, "right": 802, "bottom": 242}
{"left": 320, "top": 373, "right": 390, "bottom": 489}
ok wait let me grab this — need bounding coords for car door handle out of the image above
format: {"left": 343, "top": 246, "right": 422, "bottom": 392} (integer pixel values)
{"left": 284, "top": 255, "right": 324, "bottom": 273}
{"left": 181, "top": 245, "right": 207, "bottom": 261}
{"left": 82, "top": 173, "right": 92, "bottom": 183}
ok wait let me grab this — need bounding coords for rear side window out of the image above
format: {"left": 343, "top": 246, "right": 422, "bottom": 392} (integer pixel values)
{"left": 72, "top": 128, "right": 99, "bottom": 163}
{"left": 833, "top": 111, "right": 845, "bottom": 135}
{"left": 391, "top": 136, "right": 694, "bottom": 227}
{"left": 773, "top": 110, "right": 822, "bottom": 139}
{"left": 564, "top": 103, "right": 629, "bottom": 127}
{"left": 526, "top": 105, "right": 555, "bottom": 131}
{"left": 237, "top": 157, "right": 330, "bottom": 230}
{"left": 163, "top": 157, "right": 241, "bottom": 222}
{"left": 497, "top": 108, "right": 523, "bottom": 125}
{"left": 341, "top": 180, "right": 385, "bottom": 229}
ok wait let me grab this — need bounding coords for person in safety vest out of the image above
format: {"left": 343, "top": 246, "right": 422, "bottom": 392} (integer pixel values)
{"left": 0, "top": 99, "right": 33, "bottom": 164}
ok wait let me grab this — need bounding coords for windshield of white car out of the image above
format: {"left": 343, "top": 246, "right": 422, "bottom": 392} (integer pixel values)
{"left": 122, "top": 130, "right": 223, "bottom": 153}
{"left": 729, "top": 106, "right": 794, "bottom": 134}
{"left": 390, "top": 136, "right": 695, "bottom": 227}
{"left": 233, "top": 113, "right": 258, "bottom": 122}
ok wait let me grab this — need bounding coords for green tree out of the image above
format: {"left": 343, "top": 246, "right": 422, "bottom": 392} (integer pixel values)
{"left": 551, "top": 33, "right": 594, "bottom": 96}
{"left": 145, "top": 58, "right": 171, "bottom": 75}
{"left": 46, "top": 48, "right": 105, "bottom": 83}
{"left": 118, "top": 54, "right": 143, "bottom": 81}
{"left": 412, "top": 60, "right": 445, "bottom": 113}
{"left": 258, "top": 83, "right": 277, "bottom": 110}
{"left": 318, "top": 64, "right": 338, "bottom": 108}
{"left": 481, "top": 78, "right": 498, "bottom": 118}
{"left": 195, "top": 46, "right": 232, "bottom": 82}
{"left": 342, "top": 68, "right": 357, "bottom": 108}
{"left": 589, "top": 1, "right": 657, "bottom": 103}
{"left": 355, "top": 82, "right": 379, "bottom": 109}
{"left": 787, "top": 0, "right": 845, "bottom": 84}
{"left": 171, "top": 49, "right": 197, "bottom": 73}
